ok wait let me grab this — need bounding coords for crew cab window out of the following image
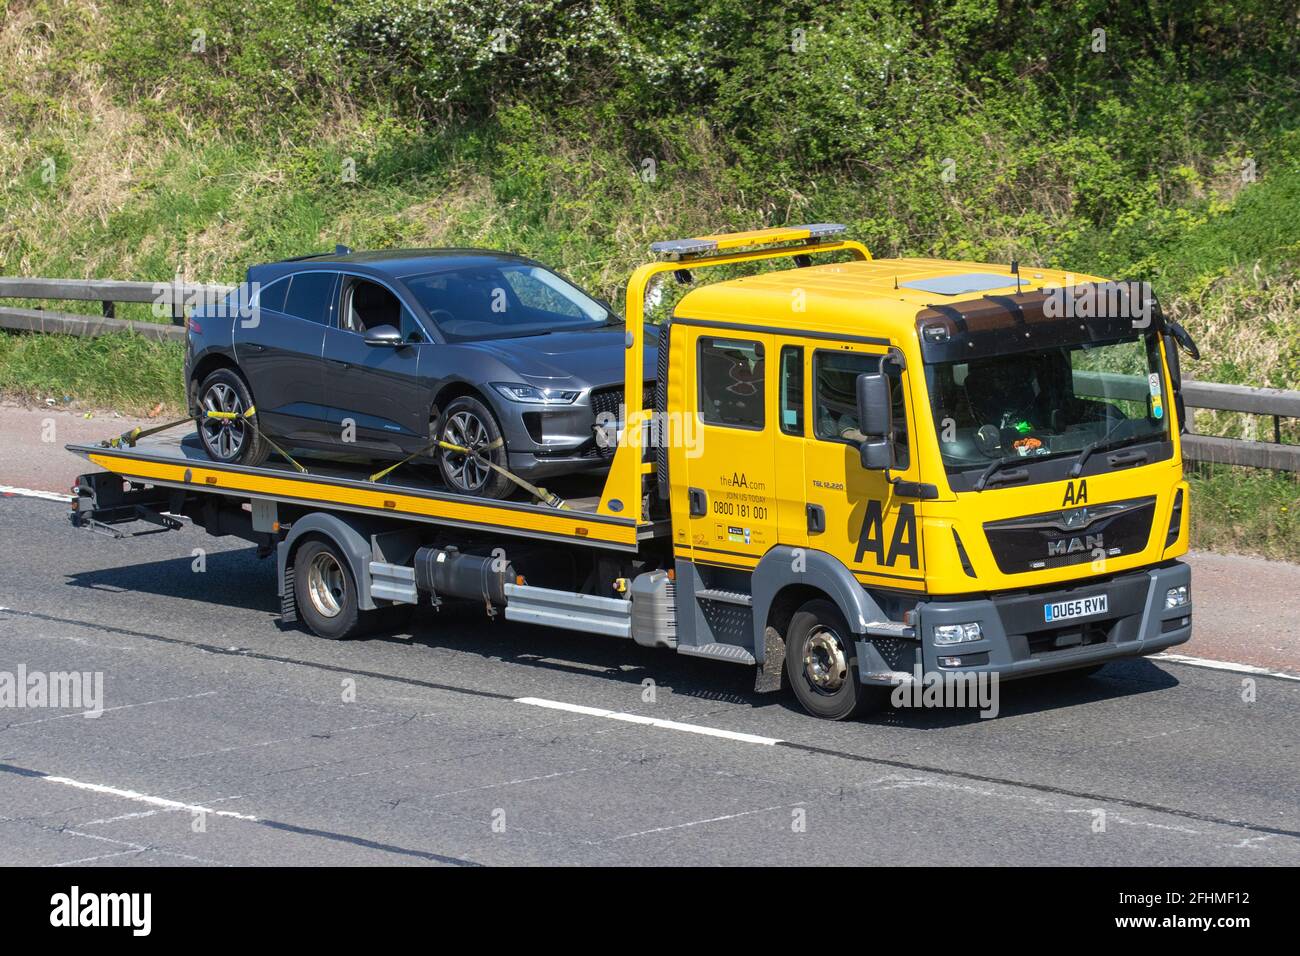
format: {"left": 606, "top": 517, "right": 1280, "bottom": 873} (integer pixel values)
{"left": 698, "top": 337, "right": 765, "bottom": 429}
{"left": 283, "top": 272, "right": 338, "bottom": 325}
{"left": 813, "top": 351, "right": 909, "bottom": 468}
{"left": 779, "top": 345, "right": 804, "bottom": 435}
{"left": 341, "top": 277, "right": 424, "bottom": 342}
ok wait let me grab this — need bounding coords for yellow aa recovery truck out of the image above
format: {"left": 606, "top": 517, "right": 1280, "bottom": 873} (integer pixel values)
{"left": 69, "top": 225, "right": 1196, "bottom": 719}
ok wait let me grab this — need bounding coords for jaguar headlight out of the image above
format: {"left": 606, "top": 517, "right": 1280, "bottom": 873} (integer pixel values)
{"left": 492, "top": 383, "right": 580, "bottom": 405}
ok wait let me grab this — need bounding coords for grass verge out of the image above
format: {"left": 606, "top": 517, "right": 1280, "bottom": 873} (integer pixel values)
{"left": 1187, "top": 465, "right": 1300, "bottom": 562}
{"left": 0, "top": 331, "right": 184, "bottom": 415}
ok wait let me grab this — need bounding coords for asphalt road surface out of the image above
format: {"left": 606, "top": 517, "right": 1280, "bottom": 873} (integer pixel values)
{"left": 1, "top": 494, "right": 1297, "bottom": 866}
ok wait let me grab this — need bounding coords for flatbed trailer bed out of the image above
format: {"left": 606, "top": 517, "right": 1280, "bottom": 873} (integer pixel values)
{"left": 69, "top": 435, "right": 668, "bottom": 551}
{"left": 69, "top": 431, "right": 683, "bottom": 656}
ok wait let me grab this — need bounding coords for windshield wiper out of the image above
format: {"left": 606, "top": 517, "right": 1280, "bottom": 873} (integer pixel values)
{"left": 1070, "top": 417, "right": 1131, "bottom": 477}
{"left": 973, "top": 457, "right": 1029, "bottom": 491}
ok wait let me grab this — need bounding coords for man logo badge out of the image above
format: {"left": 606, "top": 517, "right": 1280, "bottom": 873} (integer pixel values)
{"left": 1061, "top": 507, "right": 1092, "bottom": 530}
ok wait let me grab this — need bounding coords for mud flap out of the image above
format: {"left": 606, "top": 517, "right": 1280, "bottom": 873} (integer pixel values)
{"left": 280, "top": 564, "right": 298, "bottom": 625}
{"left": 753, "top": 625, "right": 785, "bottom": 693}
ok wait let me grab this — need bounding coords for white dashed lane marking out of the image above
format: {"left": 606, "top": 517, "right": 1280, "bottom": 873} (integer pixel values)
{"left": 514, "top": 696, "right": 783, "bottom": 745}
{"left": 1153, "top": 653, "right": 1300, "bottom": 681}
{"left": 36, "top": 772, "right": 260, "bottom": 821}
{"left": 0, "top": 484, "right": 69, "bottom": 502}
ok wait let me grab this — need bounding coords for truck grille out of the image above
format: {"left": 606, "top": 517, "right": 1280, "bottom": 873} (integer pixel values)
{"left": 983, "top": 497, "right": 1156, "bottom": 575}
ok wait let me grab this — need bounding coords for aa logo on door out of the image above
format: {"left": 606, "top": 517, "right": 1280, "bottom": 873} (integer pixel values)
{"left": 854, "top": 500, "right": 919, "bottom": 570}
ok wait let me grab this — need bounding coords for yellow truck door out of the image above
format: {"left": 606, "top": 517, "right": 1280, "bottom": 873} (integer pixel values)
{"left": 801, "top": 343, "right": 926, "bottom": 592}
{"left": 683, "top": 329, "right": 780, "bottom": 569}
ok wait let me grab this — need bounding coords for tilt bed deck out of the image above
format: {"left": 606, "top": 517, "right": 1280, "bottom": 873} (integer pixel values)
{"left": 68, "top": 432, "right": 668, "bottom": 552}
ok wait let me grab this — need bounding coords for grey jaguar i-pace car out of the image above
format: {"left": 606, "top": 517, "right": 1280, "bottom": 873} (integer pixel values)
{"left": 184, "top": 248, "right": 657, "bottom": 498}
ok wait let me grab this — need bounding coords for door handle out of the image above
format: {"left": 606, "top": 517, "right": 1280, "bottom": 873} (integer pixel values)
{"left": 327, "top": 358, "right": 352, "bottom": 369}
{"left": 688, "top": 487, "right": 707, "bottom": 517}
{"left": 806, "top": 504, "right": 825, "bottom": 534}
{"left": 244, "top": 343, "right": 266, "bottom": 352}
{"left": 1108, "top": 449, "right": 1148, "bottom": 467}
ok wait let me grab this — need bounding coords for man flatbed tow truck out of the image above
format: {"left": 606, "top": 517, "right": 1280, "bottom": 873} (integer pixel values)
{"left": 69, "top": 225, "right": 1196, "bottom": 719}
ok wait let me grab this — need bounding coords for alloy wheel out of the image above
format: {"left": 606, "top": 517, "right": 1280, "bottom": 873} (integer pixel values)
{"left": 305, "top": 550, "right": 346, "bottom": 618}
{"left": 200, "top": 382, "right": 246, "bottom": 460}
{"left": 442, "top": 410, "right": 492, "bottom": 491}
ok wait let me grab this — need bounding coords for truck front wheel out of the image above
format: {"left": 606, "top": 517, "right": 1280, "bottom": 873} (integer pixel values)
{"left": 784, "top": 599, "right": 886, "bottom": 720}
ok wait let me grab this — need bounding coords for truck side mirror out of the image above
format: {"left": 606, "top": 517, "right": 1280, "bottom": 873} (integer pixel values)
{"left": 856, "top": 372, "right": 894, "bottom": 471}
{"left": 1167, "top": 321, "right": 1200, "bottom": 361}
{"left": 1162, "top": 331, "right": 1183, "bottom": 390}
{"left": 1163, "top": 323, "right": 1198, "bottom": 434}
{"left": 860, "top": 439, "right": 894, "bottom": 470}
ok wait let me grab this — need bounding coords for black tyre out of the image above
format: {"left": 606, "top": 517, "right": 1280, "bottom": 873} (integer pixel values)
{"left": 195, "top": 368, "right": 270, "bottom": 467}
{"left": 293, "top": 538, "right": 368, "bottom": 640}
{"left": 436, "top": 395, "right": 512, "bottom": 499}
{"left": 784, "top": 599, "right": 887, "bottom": 720}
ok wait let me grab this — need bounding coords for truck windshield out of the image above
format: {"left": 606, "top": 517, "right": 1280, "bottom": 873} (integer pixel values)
{"left": 924, "top": 333, "right": 1170, "bottom": 489}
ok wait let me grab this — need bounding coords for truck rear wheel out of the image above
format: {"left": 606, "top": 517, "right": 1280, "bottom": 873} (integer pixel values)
{"left": 784, "top": 599, "right": 886, "bottom": 720}
{"left": 294, "top": 538, "right": 368, "bottom": 640}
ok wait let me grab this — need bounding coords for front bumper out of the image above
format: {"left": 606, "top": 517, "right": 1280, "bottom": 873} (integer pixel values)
{"left": 857, "top": 561, "right": 1192, "bottom": 685}
{"left": 507, "top": 450, "right": 610, "bottom": 480}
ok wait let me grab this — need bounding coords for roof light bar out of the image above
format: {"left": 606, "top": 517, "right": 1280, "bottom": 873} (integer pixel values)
{"left": 650, "top": 237, "right": 718, "bottom": 258}
{"left": 650, "top": 223, "right": 848, "bottom": 260}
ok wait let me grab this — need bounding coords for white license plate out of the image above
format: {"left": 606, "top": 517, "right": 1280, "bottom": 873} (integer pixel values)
{"left": 1044, "top": 594, "right": 1108, "bottom": 623}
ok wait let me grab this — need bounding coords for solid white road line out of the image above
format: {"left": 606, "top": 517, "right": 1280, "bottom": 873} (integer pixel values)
{"left": 515, "top": 696, "right": 783, "bottom": 745}
{"left": 1152, "top": 652, "right": 1300, "bottom": 681}
{"left": 37, "top": 773, "right": 259, "bottom": 821}
{"left": 0, "top": 484, "right": 68, "bottom": 502}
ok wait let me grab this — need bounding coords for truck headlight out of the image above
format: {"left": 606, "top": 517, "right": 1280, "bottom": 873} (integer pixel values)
{"left": 1165, "top": 585, "right": 1188, "bottom": 609}
{"left": 492, "top": 383, "right": 580, "bottom": 405}
{"left": 934, "top": 622, "right": 983, "bottom": 645}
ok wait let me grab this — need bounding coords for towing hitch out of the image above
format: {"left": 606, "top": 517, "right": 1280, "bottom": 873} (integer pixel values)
{"left": 70, "top": 471, "right": 184, "bottom": 538}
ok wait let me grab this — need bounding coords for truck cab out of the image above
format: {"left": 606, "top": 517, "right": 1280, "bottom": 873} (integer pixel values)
{"left": 613, "top": 228, "right": 1194, "bottom": 718}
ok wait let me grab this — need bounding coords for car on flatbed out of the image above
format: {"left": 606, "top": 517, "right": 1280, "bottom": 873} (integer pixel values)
{"left": 184, "top": 248, "right": 658, "bottom": 497}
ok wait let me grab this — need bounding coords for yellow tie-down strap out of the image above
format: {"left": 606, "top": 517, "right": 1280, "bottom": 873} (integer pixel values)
{"left": 83, "top": 451, "right": 641, "bottom": 548}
